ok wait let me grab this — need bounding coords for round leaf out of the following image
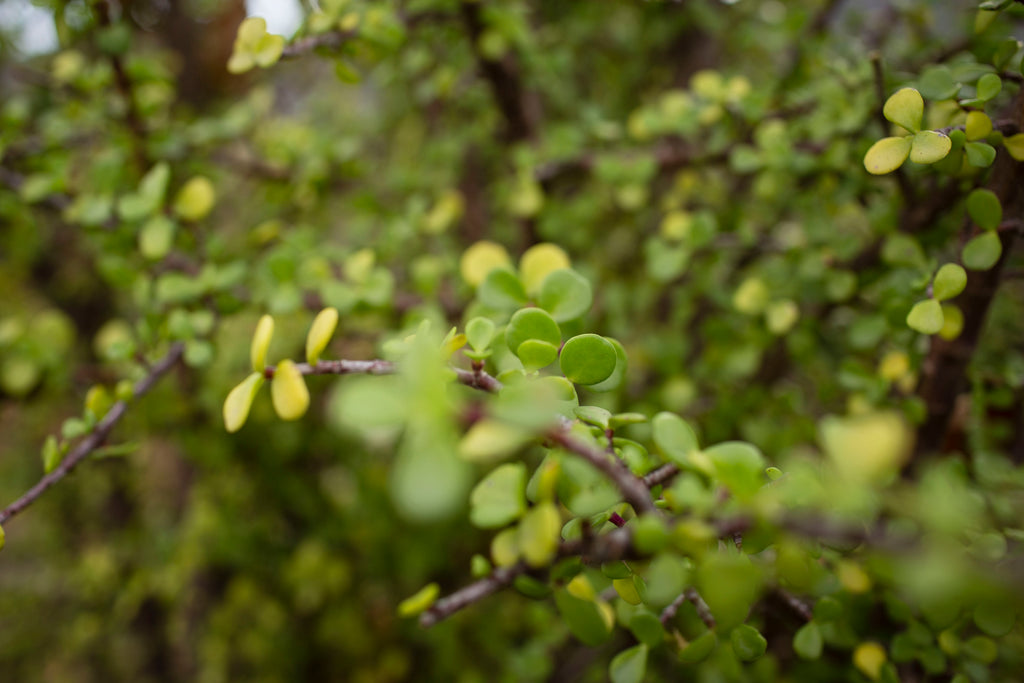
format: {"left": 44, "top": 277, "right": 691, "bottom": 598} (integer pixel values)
{"left": 704, "top": 441, "right": 766, "bottom": 500}
{"left": 505, "top": 307, "right": 561, "bottom": 354}
{"left": 519, "top": 243, "right": 570, "bottom": 295}
{"left": 962, "top": 231, "right": 1002, "bottom": 271}
{"left": 306, "top": 307, "right": 339, "bottom": 365}
{"left": 537, "top": 268, "right": 593, "bottom": 322}
{"left": 793, "top": 622, "right": 824, "bottom": 660}
{"left": 465, "top": 317, "right": 497, "bottom": 352}
{"left": 554, "top": 590, "right": 613, "bottom": 646}
{"left": 459, "top": 419, "right": 531, "bottom": 463}
{"left": 965, "top": 141, "right": 996, "bottom": 167}
{"left": 731, "top": 624, "right": 768, "bottom": 662}
{"left": 973, "top": 601, "right": 1015, "bottom": 637}
{"left": 172, "top": 176, "right": 215, "bottom": 221}
{"left": 932, "top": 264, "right": 967, "bottom": 301}
{"left": 965, "top": 111, "right": 992, "bottom": 141}
{"left": 883, "top": 88, "right": 924, "bottom": 132}
{"left": 906, "top": 299, "right": 944, "bottom": 335}
{"left": 628, "top": 612, "right": 665, "bottom": 648}
{"left": 518, "top": 501, "right": 561, "bottom": 567}
{"left": 679, "top": 631, "right": 717, "bottom": 664}
{"left": 966, "top": 189, "right": 1001, "bottom": 230}
{"left": 469, "top": 462, "right": 528, "bottom": 528}
{"left": 586, "top": 337, "right": 628, "bottom": 393}
{"left": 559, "top": 334, "right": 617, "bottom": 385}
{"left": 917, "top": 65, "right": 959, "bottom": 100}
{"left": 223, "top": 372, "right": 264, "bottom": 433}
{"left": 976, "top": 73, "right": 1002, "bottom": 102}
{"left": 864, "top": 137, "right": 912, "bottom": 175}
{"left": 460, "top": 241, "right": 511, "bottom": 287}
{"left": 909, "top": 131, "right": 951, "bottom": 164}
{"left": 652, "top": 412, "right": 699, "bottom": 466}
{"left": 1004, "top": 133, "right": 1024, "bottom": 161}
{"left": 516, "top": 339, "right": 559, "bottom": 370}
{"left": 138, "top": 215, "right": 176, "bottom": 260}
{"left": 478, "top": 268, "right": 529, "bottom": 310}
{"left": 271, "top": 359, "right": 310, "bottom": 421}
{"left": 609, "top": 644, "right": 648, "bottom": 683}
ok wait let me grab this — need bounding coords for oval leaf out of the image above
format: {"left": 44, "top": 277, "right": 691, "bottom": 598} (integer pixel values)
{"left": 864, "top": 136, "right": 912, "bottom": 175}
{"left": 559, "top": 334, "right": 617, "bottom": 385}
{"left": 271, "top": 359, "right": 310, "bottom": 421}
{"left": 460, "top": 241, "right": 511, "bottom": 287}
{"left": 250, "top": 314, "right": 274, "bottom": 372}
{"left": 478, "top": 268, "right": 529, "bottom": 310}
{"left": 965, "top": 141, "right": 996, "bottom": 168}
{"left": 731, "top": 624, "right": 768, "bottom": 662}
{"left": 932, "top": 264, "right": 966, "bottom": 301}
{"left": 962, "top": 231, "right": 1002, "bottom": 271}
{"left": 223, "top": 372, "right": 264, "bottom": 433}
{"left": 652, "top": 412, "right": 699, "bottom": 466}
{"left": 519, "top": 243, "right": 570, "bottom": 295}
{"left": 505, "top": 307, "right": 561, "bottom": 354}
{"left": 516, "top": 339, "right": 559, "bottom": 371}
{"left": 465, "top": 317, "right": 497, "bottom": 352}
{"left": 306, "top": 307, "right": 339, "bottom": 365}
{"left": 469, "top": 462, "right": 528, "bottom": 528}
{"left": 909, "top": 131, "right": 951, "bottom": 164}
{"left": 793, "top": 621, "right": 824, "bottom": 660}
{"left": 966, "top": 189, "right": 1001, "bottom": 230}
{"left": 610, "top": 644, "right": 648, "bottom": 683}
{"left": 906, "top": 299, "right": 944, "bottom": 335}
{"left": 538, "top": 268, "right": 593, "bottom": 322}
{"left": 883, "top": 88, "right": 924, "bottom": 132}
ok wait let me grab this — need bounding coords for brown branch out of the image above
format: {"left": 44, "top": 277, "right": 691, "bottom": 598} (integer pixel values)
{"left": 685, "top": 588, "right": 716, "bottom": 629}
{"left": 261, "top": 358, "right": 504, "bottom": 393}
{"left": 546, "top": 426, "right": 658, "bottom": 516}
{"left": 0, "top": 343, "right": 185, "bottom": 526}
{"left": 419, "top": 526, "right": 634, "bottom": 627}
{"left": 281, "top": 29, "right": 358, "bottom": 59}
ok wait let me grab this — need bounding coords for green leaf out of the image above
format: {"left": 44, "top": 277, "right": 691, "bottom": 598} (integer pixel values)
{"left": 704, "top": 441, "right": 766, "bottom": 500}
{"left": 516, "top": 339, "right": 559, "bottom": 370}
{"left": 883, "top": 88, "right": 924, "bottom": 132}
{"left": 609, "top": 644, "right": 648, "bottom": 683}
{"left": 794, "top": 621, "right": 824, "bottom": 659}
{"left": 271, "top": 360, "right": 310, "bottom": 421}
{"left": 917, "top": 65, "right": 959, "bottom": 100}
{"left": 223, "top": 372, "right": 265, "bottom": 433}
{"left": 586, "top": 337, "right": 628, "bottom": 393}
{"left": 975, "top": 73, "right": 1002, "bottom": 102}
{"left": 459, "top": 419, "right": 531, "bottom": 463}
{"left": 909, "top": 131, "right": 951, "bottom": 164}
{"left": 962, "top": 231, "right": 1002, "bottom": 271}
{"left": 696, "top": 552, "right": 762, "bottom": 630}
{"left": 1004, "top": 133, "right": 1024, "bottom": 161}
{"left": 506, "top": 307, "right": 561, "bottom": 354}
{"left": 652, "top": 412, "right": 699, "bottom": 466}
{"left": 628, "top": 612, "right": 665, "bottom": 648}
{"left": 138, "top": 215, "right": 176, "bottom": 260}
{"left": 172, "top": 176, "right": 216, "bottom": 221}
{"left": 864, "top": 136, "right": 912, "bottom": 175}
{"left": 465, "top": 317, "right": 497, "bottom": 352}
{"left": 306, "top": 307, "right": 339, "bottom": 365}
{"left": 554, "top": 590, "right": 613, "bottom": 646}
{"left": 41, "top": 435, "right": 62, "bottom": 474}
{"left": 469, "top": 463, "right": 528, "bottom": 528}
{"left": 966, "top": 189, "right": 1002, "bottom": 230}
{"left": 559, "top": 334, "right": 617, "bottom": 385}
{"left": 965, "top": 111, "right": 992, "bottom": 141}
{"left": 731, "top": 624, "right": 768, "bottom": 662}
{"left": 932, "top": 264, "right": 967, "bottom": 301}
{"left": 519, "top": 243, "right": 570, "bottom": 295}
{"left": 679, "top": 631, "right": 717, "bottom": 664}
{"left": 251, "top": 314, "right": 274, "bottom": 372}
{"left": 574, "top": 405, "right": 612, "bottom": 430}
{"left": 254, "top": 33, "right": 285, "bottom": 68}
{"left": 907, "top": 299, "right": 944, "bottom": 335}
{"left": 478, "top": 268, "right": 529, "bottom": 310}
{"left": 397, "top": 583, "right": 439, "bottom": 618}
{"left": 518, "top": 501, "right": 561, "bottom": 567}
{"left": 973, "top": 601, "right": 1016, "bottom": 637}
{"left": 965, "top": 141, "right": 996, "bottom": 167}
{"left": 814, "top": 596, "right": 843, "bottom": 622}
{"left": 643, "top": 553, "right": 689, "bottom": 608}
{"left": 537, "top": 269, "right": 593, "bottom": 322}
{"left": 138, "top": 162, "right": 171, "bottom": 205}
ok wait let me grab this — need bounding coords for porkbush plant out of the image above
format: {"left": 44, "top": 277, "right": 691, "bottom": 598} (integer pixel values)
{"left": 1, "top": 1, "right": 1023, "bottom": 681}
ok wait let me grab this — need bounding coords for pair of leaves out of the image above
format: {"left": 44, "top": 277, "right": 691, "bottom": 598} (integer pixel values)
{"left": 864, "top": 89, "right": 951, "bottom": 175}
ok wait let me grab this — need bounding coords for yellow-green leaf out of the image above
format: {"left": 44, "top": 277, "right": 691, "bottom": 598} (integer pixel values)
{"left": 271, "top": 359, "right": 310, "bottom": 421}
{"left": 397, "top": 583, "right": 439, "bottom": 618}
{"left": 864, "top": 136, "right": 912, "bottom": 175}
{"left": 460, "top": 241, "right": 511, "bottom": 287}
{"left": 173, "top": 176, "right": 216, "bottom": 221}
{"left": 519, "top": 243, "right": 570, "bottom": 295}
{"left": 965, "top": 111, "right": 992, "bottom": 141}
{"left": 907, "top": 298, "right": 944, "bottom": 335}
{"left": 1004, "top": 133, "right": 1024, "bottom": 161}
{"left": 223, "top": 372, "right": 265, "bottom": 433}
{"left": 518, "top": 501, "right": 561, "bottom": 568}
{"left": 883, "top": 87, "right": 924, "bottom": 133}
{"left": 305, "top": 307, "right": 339, "bottom": 365}
{"left": 251, "top": 314, "right": 274, "bottom": 372}
{"left": 909, "top": 131, "right": 951, "bottom": 164}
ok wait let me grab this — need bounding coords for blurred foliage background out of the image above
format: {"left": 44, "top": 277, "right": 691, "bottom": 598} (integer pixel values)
{"left": 0, "top": 0, "right": 1023, "bottom": 681}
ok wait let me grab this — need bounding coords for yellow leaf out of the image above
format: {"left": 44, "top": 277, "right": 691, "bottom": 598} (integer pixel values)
{"left": 460, "top": 241, "right": 511, "bottom": 287}
{"left": 519, "top": 243, "right": 570, "bottom": 295}
{"left": 863, "top": 136, "right": 912, "bottom": 175}
{"left": 173, "top": 177, "right": 216, "bottom": 221}
{"left": 397, "top": 583, "right": 439, "bottom": 618}
{"left": 271, "top": 359, "right": 310, "bottom": 421}
{"left": 251, "top": 314, "right": 274, "bottom": 372}
{"left": 223, "top": 372, "right": 264, "bottom": 433}
{"left": 305, "top": 307, "right": 339, "bottom": 365}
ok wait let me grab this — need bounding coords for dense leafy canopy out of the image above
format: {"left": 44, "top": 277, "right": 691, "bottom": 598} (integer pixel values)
{"left": 1, "top": 1, "right": 1023, "bottom": 682}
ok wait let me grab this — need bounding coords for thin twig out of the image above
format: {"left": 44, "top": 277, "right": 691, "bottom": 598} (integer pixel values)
{"left": 546, "top": 426, "right": 658, "bottom": 516}
{"left": 685, "top": 587, "right": 716, "bottom": 630}
{"left": 282, "top": 30, "right": 358, "bottom": 58}
{"left": 776, "top": 588, "right": 814, "bottom": 621}
{"left": 261, "top": 358, "right": 504, "bottom": 393}
{"left": 0, "top": 343, "right": 185, "bottom": 526}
